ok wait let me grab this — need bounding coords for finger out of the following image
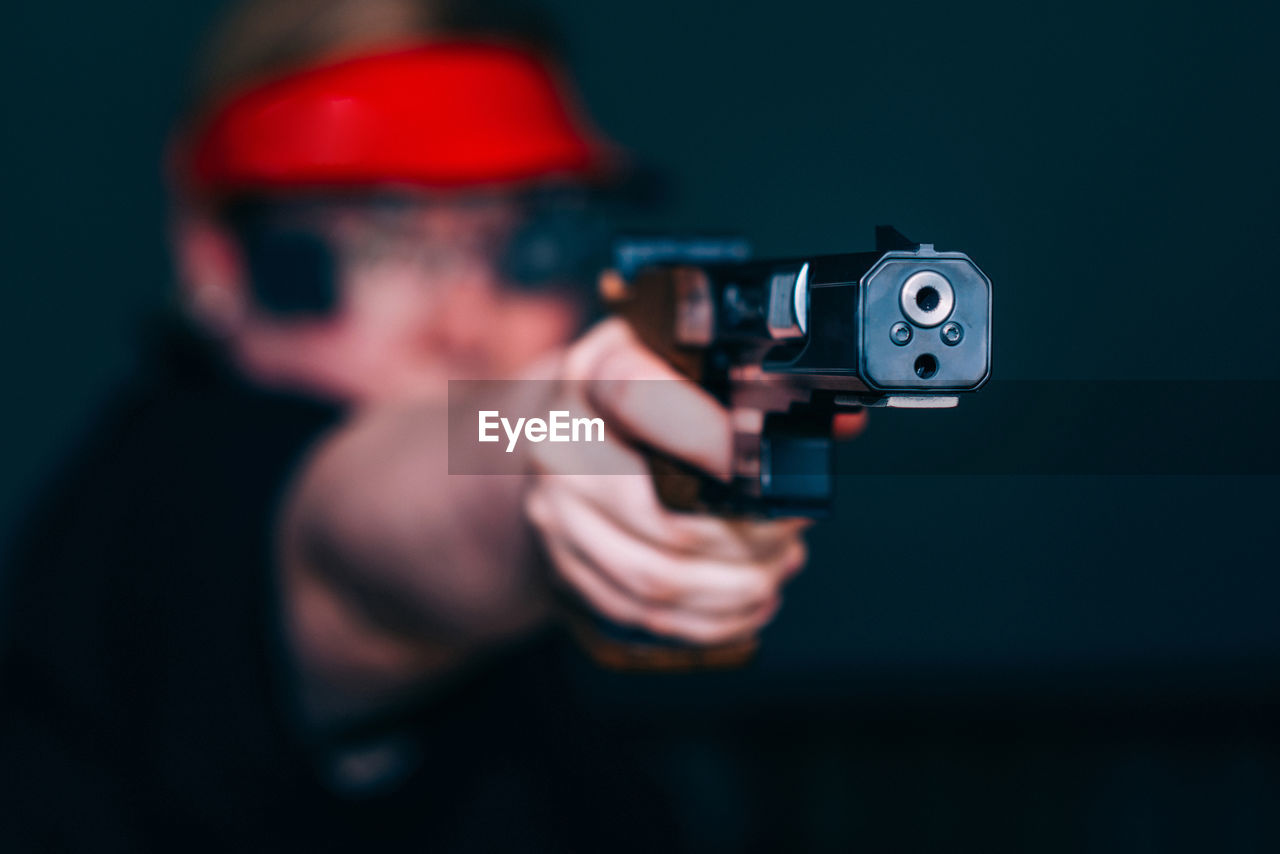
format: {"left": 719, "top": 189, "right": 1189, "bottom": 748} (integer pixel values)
{"left": 645, "top": 595, "right": 781, "bottom": 646}
{"left": 833, "top": 410, "right": 868, "bottom": 440}
{"left": 533, "top": 462, "right": 810, "bottom": 572}
{"left": 524, "top": 404, "right": 653, "bottom": 479}
{"left": 561, "top": 318, "right": 635, "bottom": 379}
{"left": 542, "top": 484, "right": 801, "bottom": 616}
{"left": 528, "top": 471, "right": 800, "bottom": 644}
{"left": 546, "top": 530, "right": 781, "bottom": 645}
{"left": 530, "top": 428, "right": 811, "bottom": 563}
{"left": 540, "top": 526, "right": 655, "bottom": 628}
{"left": 578, "top": 323, "right": 734, "bottom": 480}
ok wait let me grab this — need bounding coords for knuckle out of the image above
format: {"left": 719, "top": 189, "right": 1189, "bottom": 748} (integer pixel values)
{"left": 675, "top": 512, "right": 745, "bottom": 551}
{"left": 745, "top": 572, "right": 779, "bottom": 603}
{"left": 589, "top": 374, "right": 637, "bottom": 420}
{"left": 547, "top": 557, "right": 575, "bottom": 587}
{"left": 594, "top": 595, "right": 640, "bottom": 628}
{"left": 523, "top": 489, "right": 551, "bottom": 529}
{"left": 681, "top": 621, "right": 736, "bottom": 646}
{"left": 526, "top": 447, "right": 551, "bottom": 475}
{"left": 667, "top": 518, "right": 714, "bottom": 552}
{"left": 596, "top": 317, "right": 640, "bottom": 353}
{"left": 565, "top": 335, "right": 606, "bottom": 380}
{"left": 626, "top": 613, "right": 665, "bottom": 634}
{"left": 637, "top": 610, "right": 673, "bottom": 638}
{"left": 564, "top": 324, "right": 613, "bottom": 378}
{"left": 780, "top": 540, "right": 809, "bottom": 573}
{"left": 548, "top": 559, "right": 593, "bottom": 600}
{"left": 627, "top": 565, "right": 684, "bottom": 605}
{"left": 564, "top": 574, "right": 640, "bottom": 627}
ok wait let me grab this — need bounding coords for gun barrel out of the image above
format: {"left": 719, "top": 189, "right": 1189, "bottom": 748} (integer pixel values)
{"left": 630, "top": 242, "right": 991, "bottom": 399}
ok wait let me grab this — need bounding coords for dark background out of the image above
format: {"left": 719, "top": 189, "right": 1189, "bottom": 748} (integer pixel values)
{"left": 3, "top": 0, "right": 1279, "bottom": 849}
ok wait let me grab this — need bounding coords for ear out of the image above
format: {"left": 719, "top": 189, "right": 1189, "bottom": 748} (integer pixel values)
{"left": 172, "top": 211, "right": 250, "bottom": 336}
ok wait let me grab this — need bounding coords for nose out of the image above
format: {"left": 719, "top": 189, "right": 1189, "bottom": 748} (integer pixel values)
{"left": 420, "top": 265, "right": 502, "bottom": 360}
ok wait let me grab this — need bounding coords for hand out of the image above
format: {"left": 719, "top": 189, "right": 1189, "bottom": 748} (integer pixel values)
{"left": 525, "top": 319, "right": 812, "bottom": 646}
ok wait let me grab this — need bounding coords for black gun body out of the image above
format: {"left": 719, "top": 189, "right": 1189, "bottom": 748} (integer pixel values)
{"left": 683, "top": 252, "right": 881, "bottom": 396}
{"left": 613, "top": 228, "right": 992, "bottom": 516}
{"left": 689, "top": 248, "right": 990, "bottom": 392}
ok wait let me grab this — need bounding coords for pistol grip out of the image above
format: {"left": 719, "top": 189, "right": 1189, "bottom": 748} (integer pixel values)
{"left": 569, "top": 267, "right": 758, "bottom": 671}
{"left": 561, "top": 590, "right": 759, "bottom": 672}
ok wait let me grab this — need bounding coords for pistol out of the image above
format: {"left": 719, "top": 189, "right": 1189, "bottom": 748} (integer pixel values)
{"left": 569, "top": 225, "right": 992, "bottom": 669}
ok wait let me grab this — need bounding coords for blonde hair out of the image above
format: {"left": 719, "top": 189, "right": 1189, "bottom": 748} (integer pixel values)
{"left": 185, "top": 0, "right": 557, "bottom": 120}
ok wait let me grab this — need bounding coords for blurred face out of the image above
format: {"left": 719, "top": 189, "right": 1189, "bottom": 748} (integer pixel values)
{"left": 178, "top": 192, "right": 591, "bottom": 405}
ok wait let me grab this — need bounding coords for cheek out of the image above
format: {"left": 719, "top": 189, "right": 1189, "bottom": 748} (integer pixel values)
{"left": 286, "top": 278, "right": 581, "bottom": 399}
{"left": 292, "top": 283, "right": 446, "bottom": 400}
{"left": 490, "top": 297, "right": 581, "bottom": 368}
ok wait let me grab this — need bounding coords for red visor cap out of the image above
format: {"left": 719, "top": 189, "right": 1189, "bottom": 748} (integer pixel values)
{"left": 182, "top": 42, "right": 621, "bottom": 196}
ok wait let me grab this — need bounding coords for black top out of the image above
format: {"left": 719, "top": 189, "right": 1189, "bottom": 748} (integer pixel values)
{"left": 0, "top": 325, "right": 672, "bottom": 853}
